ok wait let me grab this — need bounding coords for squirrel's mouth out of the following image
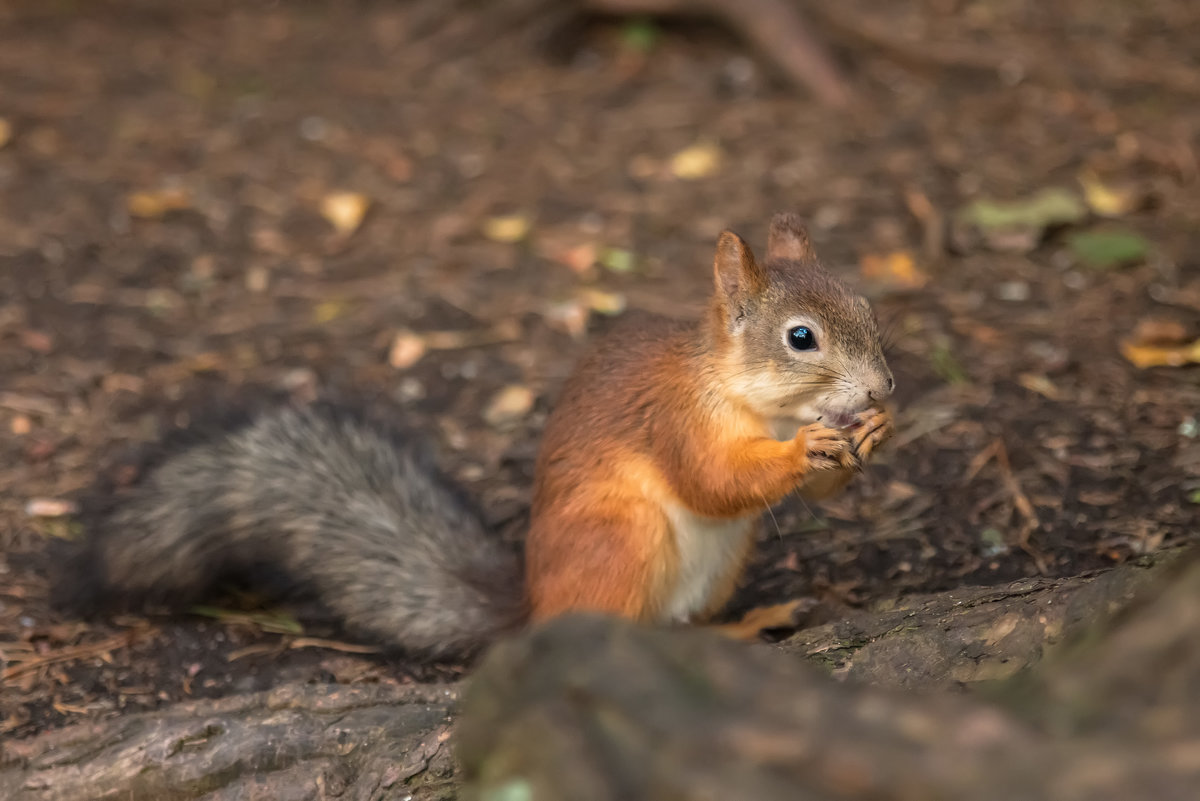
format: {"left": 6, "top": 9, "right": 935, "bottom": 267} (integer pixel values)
{"left": 818, "top": 410, "right": 861, "bottom": 430}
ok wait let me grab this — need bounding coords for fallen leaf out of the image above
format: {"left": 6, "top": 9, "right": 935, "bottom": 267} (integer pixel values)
{"left": 1077, "top": 169, "right": 1139, "bottom": 217}
{"left": 388, "top": 331, "right": 428, "bottom": 369}
{"left": 1120, "top": 318, "right": 1200, "bottom": 368}
{"left": 0, "top": 117, "right": 11, "bottom": 149}
{"left": 127, "top": 187, "right": 191, "bottom": 219}
{"left": 483, "top": 214, "right": 531, "bottom": 244}
{"left": 957, "top": 187, "right": 1086, "bottom": 252}
{"left": 558, "top": 242, "right": 598, "bottom": 274}
{"left": 320, "top": 191, "right": 371, "bottom": 235}
{"left": 600, "top": 247, "right": 636, "bottom": 274}
{"left": 244, "top": 266, "right": 270, "bottom": 293}
{"left": 1121, "top": 338, "right": 1200, "bottom": 369}
{"left": 313, "top": 299, "right": 348, "bottom": 324}
{"left": 544, "top": 299, "right": 591, "bottom": 339}
{"left": 1130, "top": 318, "right": 1188, "bottom": 345}
{"left": 190, "top": 605, "right": 304, "bottom": 635}
{"left": 484, "top": 385, "right": 536, "bottom": 427}
{"left": 978, "top": 528, "right": 1009, "bottom": 558}
{"left": 10, "top": 414, "right": 31, "bottom": 435}
{"left": 25, "top": 498, "right": 80, "bottom": 518}
{"left": 1067, "top": 229, "right": 1149, "bottom": 269}
{"left": 669, "top": 142, "right": 722, "bottom": 180}
{"left": 1017, "top": 373, "right": 1061, "bottom": 400}
{"left": 859, "top": 250, "right": 927, "bottom": 290}
{"left": 579, "top": 288, "right": 627, "bottom": 316}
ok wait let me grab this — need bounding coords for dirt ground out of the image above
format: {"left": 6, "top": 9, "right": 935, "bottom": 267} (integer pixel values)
{"left": 1, "top": 0, "right": 1198, "bottom": 740}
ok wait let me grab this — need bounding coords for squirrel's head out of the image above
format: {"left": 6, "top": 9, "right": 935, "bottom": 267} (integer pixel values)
{"left": 708, "top": 212, "right": 894, "bottom": 427}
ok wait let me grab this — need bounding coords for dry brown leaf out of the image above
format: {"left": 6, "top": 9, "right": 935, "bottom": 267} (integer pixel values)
{"left": 320, "top": 191, "right": 371, "bottom": 235}
{"left": 388, "top": 331, "right": 428, "bottom": 369}
{"left": 1017, "top": 373, "right": 1062, "bottom": 400}
{"left": 557, "top": 242, "right": 598, "bottom": 275}
{"left": 0, "top": 117, "right": 12, "bottom": 149}
{"left": 544, "top": 299, "right": 591, "bottom": 339}
{"left": 484, "top": 385, "right": 536, "bottom": 427}
{"left": 860, "top": 251, "right": 928, "bottom": 291}
{"left": 669, "top": 142, "right": 722, "bottom": 180}
{"left": 1130, "top": 318, "right": 1188, "bottom": 345}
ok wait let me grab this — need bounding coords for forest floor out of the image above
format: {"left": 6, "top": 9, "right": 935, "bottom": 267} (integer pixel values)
{"left": 1, "top": 0, "right": 1197, "bottom": 740}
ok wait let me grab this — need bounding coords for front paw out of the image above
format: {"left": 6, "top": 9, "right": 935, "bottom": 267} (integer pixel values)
{"left": 795, "top": 423, "right": 850, "bottom": 472}
{"left": 851, "top": 407, "right": 895, "bottom": 462}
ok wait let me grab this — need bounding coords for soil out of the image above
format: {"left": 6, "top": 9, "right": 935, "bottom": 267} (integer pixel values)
{"left": 1, "top": 0, "right": 1198, "bottom": 741}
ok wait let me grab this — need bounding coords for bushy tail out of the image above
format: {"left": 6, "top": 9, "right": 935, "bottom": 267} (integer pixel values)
{"left": 59, "top": 403, "right": 526, "bottom": 659}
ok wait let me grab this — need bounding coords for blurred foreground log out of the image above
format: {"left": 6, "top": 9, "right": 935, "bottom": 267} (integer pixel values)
{"left": 2, "top": 553, "right": 1191, "bottom": 800}
{"left": 460, "top": 551, "right": 1198, "bottom": 800}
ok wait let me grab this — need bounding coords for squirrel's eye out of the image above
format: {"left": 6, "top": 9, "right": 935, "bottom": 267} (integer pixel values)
{"left": 787, "top": 326, "right": 817, "bottom": 351}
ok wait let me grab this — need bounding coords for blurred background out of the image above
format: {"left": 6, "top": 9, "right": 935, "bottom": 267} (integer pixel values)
{"left": 0, "top": 0, "right": 1197, "bottom": 738}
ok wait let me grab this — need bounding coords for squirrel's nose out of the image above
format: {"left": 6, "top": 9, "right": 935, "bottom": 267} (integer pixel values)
{"left": 869, "top": 375, "right": 895, "bottom": 403}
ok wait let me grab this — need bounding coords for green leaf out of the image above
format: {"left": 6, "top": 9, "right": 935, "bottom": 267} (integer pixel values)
{"left": 960, "top": 188, "right": 1087, "bottom": 233}
{"left": 979, "top": 528, "right": 1009, "bottom": 557}
{"left": 189, "top": 605, "right": 305, "bottom": 635}
{"left": 1067, "top": 229, "right": 1149, "bottom": 270}
{"left": 1187, "top": 489, "right": 1200, "bottom": 505}
{"left": 600, "top": 247, "right": 636, "bottom": 273}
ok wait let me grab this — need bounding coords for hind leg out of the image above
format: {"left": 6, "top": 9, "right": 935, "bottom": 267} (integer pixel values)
{"left": 526, "top": 502, "right": 675, "bottom": 623}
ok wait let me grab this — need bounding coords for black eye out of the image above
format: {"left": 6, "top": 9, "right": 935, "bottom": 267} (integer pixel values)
{"left": 787, "top": 326, "right": 817, "bottom": 351}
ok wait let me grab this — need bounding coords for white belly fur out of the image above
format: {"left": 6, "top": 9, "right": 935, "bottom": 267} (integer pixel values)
{"left": 661, "top": 502, "right": 756, "bottom": 622}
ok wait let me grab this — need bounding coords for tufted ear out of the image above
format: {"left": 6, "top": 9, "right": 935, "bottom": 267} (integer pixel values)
{"left": 713, "top": 230, "right": 767, "bottom": 315}
{"left": 767, "top": 211, "right": 816, "bottom": 262}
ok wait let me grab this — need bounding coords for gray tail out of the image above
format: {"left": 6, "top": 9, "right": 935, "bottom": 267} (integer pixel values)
{"left": 57, "top": 402, "right": 526, "bottom": 660}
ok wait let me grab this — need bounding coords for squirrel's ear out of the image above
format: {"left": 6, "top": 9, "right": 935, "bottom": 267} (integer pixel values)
{"left": 767, "top": 212, "right": 816, "bottom": 262}
{"left": 714, "top": 230, "right": 766, "bottom": 307}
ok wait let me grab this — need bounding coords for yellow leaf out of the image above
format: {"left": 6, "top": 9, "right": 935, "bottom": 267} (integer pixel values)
{"left": 0, "top": 117, "right": 11, "bottom": 149}
{"left": 1120, "top": 338, "right": 1200, "bottom": 369}
{"left": 127, "top": 187, "right": 191, "bottom": 219}
{"left": 483, "top": 385, "right": 536, "bottom": 427}
{"left": 483, "top": 214, "right": 531, "bottom": 244}
{"left": 669, "top": 142, "right": 722, "bottom": 180}
{"left": 578, "top": 288, "right": 627, "bottom": 316}
{"left": 1078, "top": 169, "right": 1138, "bottom": 217}
{"left": 313, "top": 299, "right": 348, "bottom": 324}
{"left": 320, "top": 191, "right": 371, "bottom": 235}
{"left": 860, "top": 251, "right": 927, "bottom": 290}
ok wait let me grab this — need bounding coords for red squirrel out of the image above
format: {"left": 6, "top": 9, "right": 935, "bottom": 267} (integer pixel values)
{"left": 527, "top": 212, "right": 894, "bottom": 624}
{"left": 60, "top": 212, "right": 894, "bottom": 657}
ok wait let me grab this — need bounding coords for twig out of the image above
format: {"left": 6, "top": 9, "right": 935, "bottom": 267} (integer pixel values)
{"left": 964, "top": 438, "right": 1049, "bottom": 574}
{"left": 1, "top": 626, "right": 156, "bottom": 682}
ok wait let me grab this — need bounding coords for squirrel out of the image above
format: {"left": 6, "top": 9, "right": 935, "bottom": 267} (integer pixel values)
{"left": 58, "top": 212, "right": 894, "bottom": 660}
